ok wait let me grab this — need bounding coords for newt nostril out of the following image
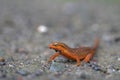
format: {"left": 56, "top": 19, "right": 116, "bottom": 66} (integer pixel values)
{"left": 49, "top": 45, "right": 52, "bottom": 49}
{"left": 48, "top": 44, "right": 51, "bottom": 48}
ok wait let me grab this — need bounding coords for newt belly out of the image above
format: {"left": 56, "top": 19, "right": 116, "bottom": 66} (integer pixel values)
{"left": 48, "top": 38, "right": 99, "bottom": 66}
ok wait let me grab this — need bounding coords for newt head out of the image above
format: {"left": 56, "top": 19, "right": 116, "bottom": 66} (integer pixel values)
{"left": 49, "top": 42, "right": 69, "bottom": 52}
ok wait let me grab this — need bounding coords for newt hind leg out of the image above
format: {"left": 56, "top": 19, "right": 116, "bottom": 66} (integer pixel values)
{"left": 75, "top": 57, "right": 81, "bottom": 66}
{"left": 83, "top": 53, "right": 94, "bottom": 62}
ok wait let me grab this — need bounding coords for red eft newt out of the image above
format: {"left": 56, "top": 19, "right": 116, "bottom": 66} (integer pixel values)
{"left": 48, "top": 38, "right": 99, "bottom": 66}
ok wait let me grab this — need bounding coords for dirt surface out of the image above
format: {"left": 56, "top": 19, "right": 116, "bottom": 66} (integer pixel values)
{"left": 0, "top": 0, "right": 120, "bottom": 80}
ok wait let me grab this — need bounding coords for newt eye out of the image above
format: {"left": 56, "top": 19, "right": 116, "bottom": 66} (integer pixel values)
{"left": 54, "top": 43, "right": 58, "bottom": 46}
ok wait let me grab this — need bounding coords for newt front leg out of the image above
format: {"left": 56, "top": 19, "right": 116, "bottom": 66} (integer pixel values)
{"left": 48, "top": 52, "right": 60, "bottom": 62}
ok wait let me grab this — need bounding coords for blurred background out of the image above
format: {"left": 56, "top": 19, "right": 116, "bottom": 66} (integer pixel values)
{"left": 0, "top": 0, "right": 120, "bottom": 80}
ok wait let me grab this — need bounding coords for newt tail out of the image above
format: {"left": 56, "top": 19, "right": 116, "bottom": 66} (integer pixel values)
{"left": 92, "top": 38, "right": 99, "bottom": 50}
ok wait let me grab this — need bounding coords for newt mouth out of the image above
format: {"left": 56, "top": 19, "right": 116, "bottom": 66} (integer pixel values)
{"left": 49, "top": 46, "right": 53, "bottom": 49}
{"left": 49, "top": 45, "right": 60, "bottom": 52}
{"left": 55, "top": 50, "right": 59, "bottom": 52}
{"left": 49, "top": 46, "right": 59, "bottom": 52}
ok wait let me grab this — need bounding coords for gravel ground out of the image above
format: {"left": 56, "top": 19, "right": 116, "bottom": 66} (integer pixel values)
{"left": 0, "top": 0, "right": 120, "bottom": 80}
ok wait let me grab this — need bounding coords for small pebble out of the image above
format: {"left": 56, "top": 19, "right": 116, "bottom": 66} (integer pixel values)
{"left": 107, "top": 65, "right": 116, "bottom": 73}
{"left": 37, "top": 25, "right": 48, "bottom": 33}
{"left": 0, "top": 70, "right": 7, "bottom": 78}
{"left": 41, "top": 60, "right": 46, "bottom": 64}
{"left": 107, "top": 68, "right": 116, "bottom": 73}
{"left": 114, "top": 37, "right": 120, "bottom": 43}
{"left": 117, "top": 58, "right": 120, "bottom": 61}
{"left": 0, "top": 57, "right": 6, "bottom": 66}
{"left": 0, "top": 62, "right": 6, "bottom": 66}
{"left": 89, "top": 62, "right": 101, "bottom": 71}
{"left": 16, "top": 70, "right": 29, "bottom": 76}
{"left": 0, "top": 72, "right": 6, "bottom": 78}
{"left": 6, "top": 57, "right": 14, "bottom": 62}
{"left": 8, "top": 64, "right": 14, "bottom": 68}
{"left": 27, "top": 70, "right": 43, "bottom": 79}
{"left": 0, "top": 57, "right": 5, "bottom": 62}
{"left": 54, "top": 72, "right": 62, "bottom": 77}
{"left": 34, "top": 70, "right": 43, "bottom": 76}
{"left": 20, "top": 63, "right": 24, "bottom": 65}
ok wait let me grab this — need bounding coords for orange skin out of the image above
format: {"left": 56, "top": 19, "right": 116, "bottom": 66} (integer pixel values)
{"left": 48, "top": 38, "right": 99, "bottom": 66}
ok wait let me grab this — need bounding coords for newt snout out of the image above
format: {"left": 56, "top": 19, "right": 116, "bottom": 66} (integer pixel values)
{"left": 49, "top": 44, "right": 52, "bottom": 49}
{"left": 49, "top": 43, "right": 57, "bottom": 49}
